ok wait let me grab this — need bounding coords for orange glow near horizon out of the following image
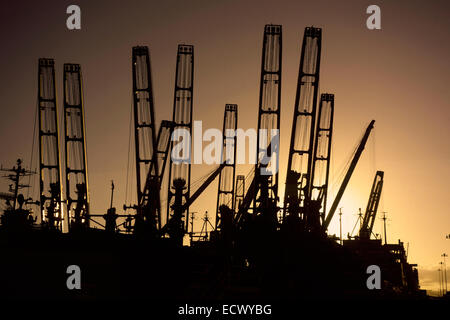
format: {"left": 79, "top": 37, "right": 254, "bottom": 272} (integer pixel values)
{"left": 0, "top": 0, "right": 449, "bottom": 295}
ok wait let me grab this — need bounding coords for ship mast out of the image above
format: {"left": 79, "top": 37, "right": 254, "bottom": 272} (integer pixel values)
{"left": 0, "top": 159, "right": 37, "bottom": 210}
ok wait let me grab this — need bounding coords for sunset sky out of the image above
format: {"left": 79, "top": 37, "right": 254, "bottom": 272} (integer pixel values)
{"left": 0, "top": 0, "right": 449, "bottom": 294}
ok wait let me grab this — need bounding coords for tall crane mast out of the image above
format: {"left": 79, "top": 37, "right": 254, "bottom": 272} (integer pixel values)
{"left": 359, "top": 171, "right": 384, "bottom": 240}
{"left": 284, "top": 27, "right": 322, "bottom": 222}
{"left": 132, "top": 46, "right": 158, "bottom": 204}
{"left": 322, "top": 120, "right": 375, "bottom": 231}
{"left": 37, "top": 58, "right": 63, "bottom": 230}
{"left": 63, "top": 63, "right": 89, "bottom": 231}
{"left": 254, "top": 24, "right": 282, "bottom": 213}
{"left": 131, "top": 46, "right": 159, "bottom": 231}
{"left": 166, "top": 45, "right": 194, "bottom": 232}
{"left": 215, "top": 104, "right": 238, "bottom": 231}
{"left": 309, "top": 93, "right": 334, "bottom": 223}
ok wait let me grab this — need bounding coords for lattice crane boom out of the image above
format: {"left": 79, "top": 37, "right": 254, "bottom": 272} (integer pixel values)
{"left": 359, "top": 171, "right": 384, "bottom": 239}
{"left": 322, "top": 120, "right": 375, "bottom": 231}
{"left": 38, "top": 58, "right": 63, "bottom": 230}
{"left": 254, "top": 24, "right": 282, "bottom": 212}
{"left": 284, "top": 27, "right": 322, "bottom": 221}
{"left": 310, "top": 93, "right": 334, "bottom": 223}
{"left": 63, "top": 63, "right": 89, "bottom": 230}
{"left": 132, "top": 46, "right": 158, "bottom": 206}
{"left": 166, "top": 45, "right": 194, "bottom": 231}
{"left": 215, "top": 104, "right": 238, "bottom": 231}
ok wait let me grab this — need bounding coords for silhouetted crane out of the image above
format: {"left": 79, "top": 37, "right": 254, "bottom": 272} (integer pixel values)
{"left": 253, "top": 24, "right": 282, "bottom": 215}
{"left": 166, "top": 45, "right": 195, "bottom": 233}
{"left": 215, "top": 104, "right": 238, "bottom": 231}
{"left": 322, "top": 120, "right": 375, "bottom": 231}
{"left": 283, "top": 27, "right": 322, "bottom": 228}
{"left": 37, "top": 58, "right": 63, "bottom": 231}
{"left": 63, "top": 63, "right": 90, "bottom": 231}
{"left": 359, "top": 171, "right": 384, "bottom": 240}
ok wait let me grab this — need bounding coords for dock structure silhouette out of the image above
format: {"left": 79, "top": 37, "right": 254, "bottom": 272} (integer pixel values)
{"left": 0, "top": 24, "right": 425, "bottom": 300}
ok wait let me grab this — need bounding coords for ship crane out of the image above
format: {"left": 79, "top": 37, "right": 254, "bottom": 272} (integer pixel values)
{"left": 253, "top": 24, "right": 282, "bottom": 215}
{"left": 215, "top": 104, "right": 238, "bottom": 231}
{"left": 231, "top": 25, "right": 282, "bottom": 233}
{"left": 359, "top": 171, "right": 384, "bottom": 240}
{"left": 130, "top": 46, "right": 160, "bottom": 233}
{"left": 233, "top": 141, "right": 275, "bottom": 230}
{"left": 123, "top": 120, "right": 174, "bottom": 234}
{"left": 37, "top": 58, "right": 63, "bottom": 230}
{"left": 135, "top": 120, "right": 174, "bottom": 234}
{"left": 276, "top": 26, "right": 333, "bottom": 234}
{"left": 63, "top": 63, "right": 90, "bottom": 232}
{"left": 283, "top": 26, "right": 322, "bottom": 228}
{"left": 126, "top": 45, "right": 193, "bottom": 236}
{"left": 162, "top": 163, "right": 226, "bottom": 245}
{"left": 166, "top": 45, "right": 195, "bottom": 233}
{"left": 305, "top": 93, "right": 334, "bottom": 232}
{"left": 322, "top": 120, "right": 375, "bottom": 231}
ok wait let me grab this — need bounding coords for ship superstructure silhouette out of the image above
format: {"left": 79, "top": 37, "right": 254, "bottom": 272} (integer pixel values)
{"left": 0, "top": 25, "right": 425, "bottom": 300}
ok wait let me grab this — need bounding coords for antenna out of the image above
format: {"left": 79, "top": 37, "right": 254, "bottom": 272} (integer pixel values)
{"left": 350, "top": 208, "right": 364, "bottom": 237}
{"left": 442, "top": 253, "right": 448, "bottom": 294}
{"left": 381, "top": 211, "right": 388, "bottom": 244}
{"left": 110, "top": 180, "right": 115, "bottom": 209}
{"left": 199, "top": 211, "right": 215, "bottom": 241}
{"left": 0, "top": 159, "right": 37, "bottom": 210}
